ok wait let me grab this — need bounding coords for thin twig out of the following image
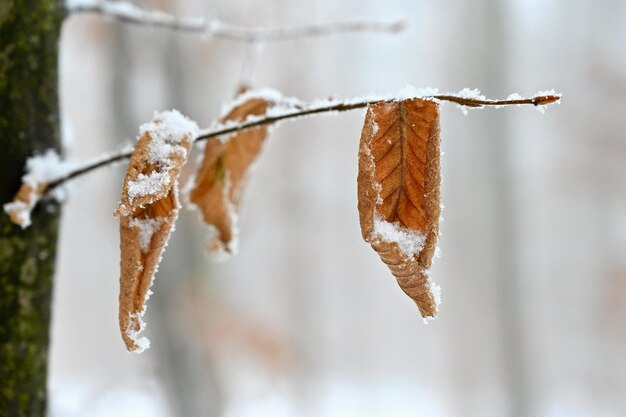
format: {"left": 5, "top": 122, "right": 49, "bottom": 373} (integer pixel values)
{"left": 67, "top": 2, "right": 406, "bottom": 41}
{"left": 46, "top": 93, "right": 560, "bottom": 191}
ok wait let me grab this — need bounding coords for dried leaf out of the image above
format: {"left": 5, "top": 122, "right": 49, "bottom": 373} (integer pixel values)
{"left": 3, "top": 149, "right": 68, "bottom": 228}
{"left": 357, "top": 98, "right": 442, "bottom": 318}
{"left": 115, "top": 110, "right": 198, "bottom": 217}
{"left": 115, "top": 110, "right": 198, "bottom": 352}
{"left": 188, "top": 95, "right": 271, "bottom": 256}
{"left": 3, "top": 182, "right": 47, "bottom": 228}
{"left": 118, "top": 187, "right": 179, "bottom": 352}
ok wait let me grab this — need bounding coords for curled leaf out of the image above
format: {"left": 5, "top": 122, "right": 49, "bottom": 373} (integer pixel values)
{"left": 115, "top": 110, "right": 198, "bottom": 217}
{"left": 118, "top": 187, "right": 179, "bottom": 352}
{"left": 188, "top": 94, "right": 271, "bottom": 256}
{"left": 4, "top": 182, "right": 47, "bottom": 228}
{"left": 357, "top": 98, "right": 442, "bottom": 318}
{"left": 3, "top": 149, "right": 69, "bottom": 228}
{"left": 115, "top": 110, "right": 198, "bottom": 352}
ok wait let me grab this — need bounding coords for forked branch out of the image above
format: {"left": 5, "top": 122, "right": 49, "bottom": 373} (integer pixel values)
{"left": 67, "top": 1, "right": 406, "bottom": 41}
{"left": 46, "top": 92, "right": 560, "bottom": 191}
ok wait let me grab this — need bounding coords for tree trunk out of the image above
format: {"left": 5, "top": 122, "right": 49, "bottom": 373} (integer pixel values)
{"left": 0, "top": 0, "right": 64, "bottom": 416}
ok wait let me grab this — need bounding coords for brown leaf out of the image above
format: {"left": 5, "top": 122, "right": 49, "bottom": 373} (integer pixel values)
{"left": 115, "top": 110, "right": 197, "bottom": 217}
{"left": 3, "top": 182, "right": 47, "bottom": 228}
{"left": 118, "top": 187, "right": 179, "bottom": 352}
{"left": 188, "top": 96, "right": 271, "bottom": 256}
{"left": 357, "top": 98, "right": 442, "bottom": 318}
{"left": 115, "top": 110, "right": 198, "bottom": 352}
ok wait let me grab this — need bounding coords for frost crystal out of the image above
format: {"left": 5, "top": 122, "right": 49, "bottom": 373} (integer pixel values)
{"left": 4, "top": 201, "right": 32, "bottom": 228}
{"left": 126, "top": 312, "right": 151, "bottom": 354}
{"left": 139, "top": 109, "right": 198, "bottom": 168}
{"left": 3, "top": 150, "right": 76, "bottom": 229}
{"left": 371, "top": 217, "right": 426, "bottom": 259}
{"left": 219, "top": 88, "right": 301, "bottom": 118}
{"left": 140, "top": 110, "right": 199, "bottom": 155}
{"left": 430, "top": 279, "right": 442, "bottom": 306}
{"left": 127, "top": 171, "right": 172, "bottom": 200}
{"left": 22, "top": 149, "right": 72, "bottom": 186}
{"left": 371, "top": 120, "right": 379, "bottom": 136}
{"left": 397, "top": 85, "right": 440, "bottom": 100}
{"left": 129, "top": 217, "right": 167, "bottom": 252}
{"left": 455, "top": 87, "right": 486, "bottom": 101}
{"left": 119, "top": 109, "right": 198, "bottom": 208}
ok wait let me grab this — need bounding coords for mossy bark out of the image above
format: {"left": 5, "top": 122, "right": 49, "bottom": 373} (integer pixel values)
{"left": 0, "top": 0, "right": 64, "bottom": 416}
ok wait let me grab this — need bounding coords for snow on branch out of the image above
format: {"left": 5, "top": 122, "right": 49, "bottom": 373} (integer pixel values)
{"left": 66, "top": 1, "right": 406, "bottom": 41}
{"left": 45, "top": 89, "right": 560, "bottom": 190}
{"left": 4, "top": 88, "right": 561, "bottom": 228}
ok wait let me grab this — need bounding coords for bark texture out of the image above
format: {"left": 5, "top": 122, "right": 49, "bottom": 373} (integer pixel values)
{"left": 0, "top": 0, "right": 63, "bottom": 416}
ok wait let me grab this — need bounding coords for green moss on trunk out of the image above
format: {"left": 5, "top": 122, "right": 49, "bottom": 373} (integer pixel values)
{"left": 0, "top": 0, "right": 64, "bottom": 416}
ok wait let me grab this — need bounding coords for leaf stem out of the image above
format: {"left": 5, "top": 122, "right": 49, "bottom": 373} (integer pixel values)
{"left": 46, "top": 93, "right": 560, "bottom": 191}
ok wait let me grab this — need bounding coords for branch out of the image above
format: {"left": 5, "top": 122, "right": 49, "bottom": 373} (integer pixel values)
{"left": 46, "top": 92, "right": 561, "bottom": 191}
{"left": 67, "top": 1, "right": 406, "bottom": 41}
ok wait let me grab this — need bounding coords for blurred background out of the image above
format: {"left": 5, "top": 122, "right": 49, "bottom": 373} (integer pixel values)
{"left": 49, "top": 0, "right": 626, "bottom": 416}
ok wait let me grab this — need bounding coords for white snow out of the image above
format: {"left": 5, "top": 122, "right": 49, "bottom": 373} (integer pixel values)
{"left": 140, "top": 109, "right": 198, "bottom": 166}
{"left": 22, "top": 149, "right": 74, "bottom": 186}
{"left": 428, "top": 275, "right": 441, "bottom": 307}
{"left": 125, "top": 312, "right": 151, "bottom": 354}
{"left": 101, "top": 1, "right": 146, "bottom": 19}
{"left": 66, "top": 0, "right": 208, "bottom": 32}
{"left": 204, "top": 88, "right": 303, "bottom": 144}
{"left": 98, "top": 1, "right": 183, "bottom": 26}
{"left": 128, "top": 217, "right": 167, "bottom": 252}
{"left": 126, "top": 171, "right": 171, "bottom": 200}
{"left": 536, "top": 88, "right": 558, "bottom": 97}
{"left": 454, "top": 87, "right": 487, "bottom": 101}
{"left": 506, "top": 92, "right": 523, "bottom": 100}
{"left": 140, "top": 109, "right": 199, "bottom": 152}
{"left": 3, "top": 150, "right": 77, "bottom": 229}
{"left": 197, "top": 86, "right": 561, "bottom": 146}
{"left": 49, "top": 182, "right": 75, "bottom": 204}
{"left": 147, "top": 141, "right": 186, "bottom": 164}
{"left": 4, "top": 200, "right": 33, "bottom": 228}
{"left": 219, "top": 88, "right": 302, "bottom": 119}
{"left": 445, "top": 88, "right": 486, "bottom": 115}
{"left": 424, "top": 276, "right": 442, "bottom": 323}
{"left": 370, "top": 217, "right": 426, "bottom": 259}
{"left": 122, "top": 110, "right": 198, "bottom": 206}
{"left": 397, "top": 85, "right": 440, "bottom": 100}
{"left": 371, "top": 120, "right": 379, "bottom": 136}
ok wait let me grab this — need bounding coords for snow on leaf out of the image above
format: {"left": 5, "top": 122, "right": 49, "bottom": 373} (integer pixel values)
{"left": 115, "top": 109, "right": 198, "bottom": 217}
{"left": 115, "top": 109, "right": 197, "bottom": 352}
{"left": 187, "top": 90, "right": 274, "bottom": 258}
{"left": 3, "top": 183, "right": 47, "bottom": 229}
{"left": 371, "top": 217, "right": 426, "bottom": 258}
{"left": 3, "top": 150, "right": 75, "bottom": 229}
{"left": 357, "top": 98, "right": 442, "bottom": 318}
{"left": 118, "top": 187, "right": 179, "bottom": 353}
